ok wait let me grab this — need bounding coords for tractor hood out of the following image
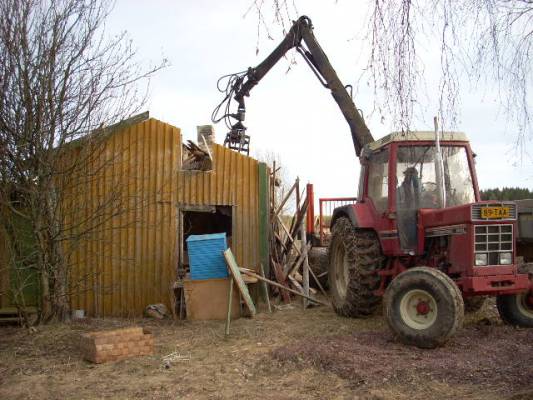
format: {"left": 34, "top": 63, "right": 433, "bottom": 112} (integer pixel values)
{"left": 419, "top": 201, "right": 517, "bottom": 228}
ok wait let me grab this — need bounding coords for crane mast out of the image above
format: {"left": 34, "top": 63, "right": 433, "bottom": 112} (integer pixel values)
{"left": 212, "top": 16, "right": 374, "bottom": 156}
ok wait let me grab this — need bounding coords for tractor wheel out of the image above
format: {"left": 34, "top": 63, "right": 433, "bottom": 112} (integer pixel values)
{"left": 384, "top": 267, "right": 464, "bottom": 349}
{"left": 328, "top": 217, "right": 383, "bottom": 317}
{"left": 308, "top": 247, "right": 329, "bottom": 289}
{"left": 463, "top": 296, "right": 487, "bottom": 313}
{"left": 496, "top": 291, "right": 533, "bottom": 328}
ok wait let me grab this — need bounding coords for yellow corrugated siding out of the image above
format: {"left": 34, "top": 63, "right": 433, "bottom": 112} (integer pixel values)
{"left": 66, "top": 118, "right": 261, "bottom": 317}
{"left": 177, "top": 144, "right": 260, "bottom": 267}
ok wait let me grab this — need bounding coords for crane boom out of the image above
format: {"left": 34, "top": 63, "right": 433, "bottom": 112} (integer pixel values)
{"left": 213, "top": 16, "right": 374, "bottom": 156}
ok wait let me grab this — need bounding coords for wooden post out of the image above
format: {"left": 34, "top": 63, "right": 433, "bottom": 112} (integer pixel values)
{"left": 225, "top": 277, "right": 234, "bottom": 336}
{"left": 260, "top": 263, "right": 272, "bottom": 313}
{"left": 300, "top": 219, "right": 310, "bottom": 309}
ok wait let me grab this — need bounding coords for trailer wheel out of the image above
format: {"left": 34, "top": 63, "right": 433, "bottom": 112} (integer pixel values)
{"left": 463, "top": 296, "right": 487, "bottom": 313}
{"left": 328, "top": 217, "right": 383, "bottom": 317}
{"left": 384, "top": 267, "right": 464, "bottom": 349}
{"left": 496, "top": 291, "right": 533, "bottom": 328}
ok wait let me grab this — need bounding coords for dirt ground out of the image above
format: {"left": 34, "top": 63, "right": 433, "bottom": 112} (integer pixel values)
{"left": 0, "top": 300, "right": 532, "bottom": 400}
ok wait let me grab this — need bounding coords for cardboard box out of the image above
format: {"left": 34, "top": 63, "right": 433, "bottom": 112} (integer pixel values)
{"left": 183, "top": 277, "right": 241, "bottom": 320}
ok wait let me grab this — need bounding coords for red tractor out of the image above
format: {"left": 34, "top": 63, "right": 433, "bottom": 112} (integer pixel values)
{"left": 213, "top": 16, "right": 533, "bottom": 348}
{"left": 327, "top": 131, "right": 533, "bottom": 348}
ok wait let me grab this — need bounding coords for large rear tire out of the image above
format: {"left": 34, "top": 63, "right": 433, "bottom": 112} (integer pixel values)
{"left": 384, "top": 267, "right": 464, "bottom": 349}
{"left": 496, "top": 291, "right": 533, "bottom": 328}
{"left": 328, "top": 217, "right": 383, "bottom": 317}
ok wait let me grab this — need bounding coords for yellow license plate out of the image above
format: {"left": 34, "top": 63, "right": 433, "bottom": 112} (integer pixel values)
{"left": 481, "top": 207, "right": 510, "bottom": 219}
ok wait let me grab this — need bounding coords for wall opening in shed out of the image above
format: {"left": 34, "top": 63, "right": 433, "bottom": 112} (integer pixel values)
{"left": 181, "top": 206, "right": 233, "bottom": 273}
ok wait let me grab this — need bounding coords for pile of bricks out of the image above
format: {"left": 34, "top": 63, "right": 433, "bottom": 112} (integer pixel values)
{"left": 80, "top": 326, "right": 154, "bottom": 363}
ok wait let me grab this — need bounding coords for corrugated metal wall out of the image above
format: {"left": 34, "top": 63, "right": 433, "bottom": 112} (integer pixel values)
{"left": 65, "top": 118, "right": 266, "bottom": 317}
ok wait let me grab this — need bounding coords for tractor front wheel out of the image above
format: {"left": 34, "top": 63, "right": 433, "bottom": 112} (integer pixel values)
{"left": 384, "top": 267, "right": 464, "bottom": 349}
{"left": 496, "top": 291, "right": 533, "bottom": 328}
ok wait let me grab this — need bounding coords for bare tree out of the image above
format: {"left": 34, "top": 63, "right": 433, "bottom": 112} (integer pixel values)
{"left": 365, "top": 0, "right": 532, "bottom": 145}
{"left": 0, "top": 0, "right": 166, "bottom": 323}
{"left": 251, "top": 1, "right": 532, "bottom": 152}
{"left": 253, "top": 149, "right": 295, "bottom": 215}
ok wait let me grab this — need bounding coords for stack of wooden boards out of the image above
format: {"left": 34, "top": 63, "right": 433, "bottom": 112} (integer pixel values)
{"left": 268, "top": 173, "right": 329, "bottom": 306}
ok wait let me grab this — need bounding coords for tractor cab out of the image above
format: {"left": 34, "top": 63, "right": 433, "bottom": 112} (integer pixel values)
{"left": 361, "top": 131, "right": 479, "bottom": 253}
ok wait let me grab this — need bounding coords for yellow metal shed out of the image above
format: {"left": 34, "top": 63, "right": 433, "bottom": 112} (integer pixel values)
{"left": 62, "top": 114, "right": 269, "bottom": 317}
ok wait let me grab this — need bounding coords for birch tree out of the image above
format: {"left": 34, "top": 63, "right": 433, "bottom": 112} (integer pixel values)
{"left": 0, "top": 0, "right": 165, "bottom": 323}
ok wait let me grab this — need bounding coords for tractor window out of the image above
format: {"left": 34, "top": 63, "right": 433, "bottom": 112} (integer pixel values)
{"left": 443, "top": 146, "right": 476, "bottom": 206}
{"left": 367, "top": 149, "right": 389, "bottom": 213}
{"left": 396, "top": 145, "right": 475, "bottom": 209}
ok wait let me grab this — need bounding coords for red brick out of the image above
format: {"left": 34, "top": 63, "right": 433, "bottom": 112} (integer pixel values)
{"left": 80, "top": 326, "right": 153, "bottom": 364}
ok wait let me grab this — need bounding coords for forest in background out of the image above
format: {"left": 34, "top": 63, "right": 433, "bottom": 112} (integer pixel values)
{"left": 480, "top": 187, "right": 533, "bottom": 201}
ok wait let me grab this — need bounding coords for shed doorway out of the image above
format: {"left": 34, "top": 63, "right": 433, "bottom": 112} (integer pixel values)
{"left": 177, "top": 205, "right": 233, "bottom": 278}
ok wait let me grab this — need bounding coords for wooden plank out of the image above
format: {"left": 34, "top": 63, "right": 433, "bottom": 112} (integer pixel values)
{"left": 284, "top": 244, "right": 311, "bottom": 277}
{"left": 239, "top": 268, "right": 329, "bottom": 307}
{"left": 274, "top": 181, "right": 297, "bottom": 217}
{"left": 288, "top": 275, "right": 304, "bottom": 293}
{"left": 299, "top": 206, "right": 310, "bottom": 309}
{"left": 259, "top": 263, "right": 272, "bottom": 313}
{"left": 225, "top": 277, "right": 234, "bottom": 336}
{"left": 272, "top": 258, "right": 290, "bottom": 303}
{"left": 276, "top": 214, "right": 297, "bottom": 249}
{"left": 308, "top": 261, "right": 329, "bottom": 299}
{"left": 223, "top": 249, "right": 256, "bottom": 316}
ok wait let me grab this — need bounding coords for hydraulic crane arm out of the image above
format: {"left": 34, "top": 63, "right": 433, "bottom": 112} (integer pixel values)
{"left": 213, "top": 16, "right": 374, "bottom": 156}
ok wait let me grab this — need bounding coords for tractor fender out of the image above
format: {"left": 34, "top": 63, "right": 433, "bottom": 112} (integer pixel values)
{"left": 331, "top": 203, "right": 375, "bottom": 230}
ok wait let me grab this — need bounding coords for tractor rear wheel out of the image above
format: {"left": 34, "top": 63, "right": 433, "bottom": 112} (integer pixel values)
{"left": 384, "top": 267, "right": 464, "bottom": 349}
{"left": 328, "top": 217, "right": 383, "bottom": 317}
{"left": 496, "top": 291, "right": 533, "bottom": 328}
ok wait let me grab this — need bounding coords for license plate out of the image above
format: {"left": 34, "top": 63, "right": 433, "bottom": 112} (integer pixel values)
{"left": 481, "top": 207, "right": 510, "bottom": 219}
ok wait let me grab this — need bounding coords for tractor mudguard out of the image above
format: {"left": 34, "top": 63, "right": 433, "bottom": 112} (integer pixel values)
{"left": 331, "top": 202, "right": 375, "bottom": 230}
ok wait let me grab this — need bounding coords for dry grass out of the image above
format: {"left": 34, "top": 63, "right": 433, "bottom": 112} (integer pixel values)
{"left": 0, "top": 301, "right": 531, "bottom": 399}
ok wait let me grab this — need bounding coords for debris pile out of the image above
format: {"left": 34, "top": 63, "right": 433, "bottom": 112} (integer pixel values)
{"left": 182, "top": 140, "right": 212, "bottom": 171}
{"left": 268, "top": 165, "right": 329, "bottom": 306}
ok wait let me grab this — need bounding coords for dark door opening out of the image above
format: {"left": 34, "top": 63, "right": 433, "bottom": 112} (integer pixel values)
{"left": 180, "top": 205, "right": 233, "bottom": 274}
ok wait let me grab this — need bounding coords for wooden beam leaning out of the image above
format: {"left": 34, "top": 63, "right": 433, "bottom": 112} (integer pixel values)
{"left": 284, "top": 243, "right": 311, "bottom": 277}
{"left": 276, "top": 214, "right": 297, "bottom": 246}
{"left": 223, "top": 249, "right": 256, "bottom": 316}
{"left": 273, "top": 181, "right": 297, "bottom": 217}
{"left": 239, "top": 268, "right": 330, "bottom": 307}
{"left": 271, "top": 257, "right": 291, "bottom": 303}
{"left": 299, "top": 210, "right": 310, "bottom": 309}
{"left": 307, "top": 263, "right": 329, "bottom": 299}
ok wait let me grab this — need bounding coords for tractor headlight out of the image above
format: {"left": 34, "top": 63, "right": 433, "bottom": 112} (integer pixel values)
{"left": 475, "top": 253, "right": 488, "bottom": 266}
{"left": 499, "top": 252, "right": 512, "bottom": 265}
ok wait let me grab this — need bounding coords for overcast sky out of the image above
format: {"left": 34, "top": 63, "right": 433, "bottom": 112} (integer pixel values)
{"left": 108, "top": 0, "right": 532, "bottom": 201}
